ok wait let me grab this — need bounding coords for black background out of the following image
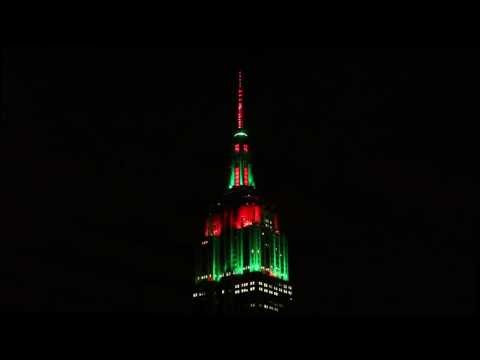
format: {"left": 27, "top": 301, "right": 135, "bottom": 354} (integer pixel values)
{"left": 3, "top": 48, "right": 476, "bottom": 313}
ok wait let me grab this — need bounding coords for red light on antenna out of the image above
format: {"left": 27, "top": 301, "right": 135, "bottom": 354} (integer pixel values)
{"left": 237, "top": 72, "right": 244, "bottom": 129}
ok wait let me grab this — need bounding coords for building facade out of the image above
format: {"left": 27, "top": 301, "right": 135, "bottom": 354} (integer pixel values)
{"left": 193, "top": 72, "right": 293, "bottom": 314}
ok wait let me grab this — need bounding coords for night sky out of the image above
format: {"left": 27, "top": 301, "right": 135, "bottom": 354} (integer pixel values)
{"left": 3, "top": 48, "right": 476, "bottom": 313}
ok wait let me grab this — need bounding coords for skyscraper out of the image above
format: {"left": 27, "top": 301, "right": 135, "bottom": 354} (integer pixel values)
{"left": 193, "top": 72, "right": 293, "bottom": 314}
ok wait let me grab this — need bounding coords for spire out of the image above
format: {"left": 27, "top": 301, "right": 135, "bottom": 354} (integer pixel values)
{"left": 228, "top": 71, "right": 255, "bottom": 190}
{"left": 236, "top": 70, "right": 244, "bottom": 130}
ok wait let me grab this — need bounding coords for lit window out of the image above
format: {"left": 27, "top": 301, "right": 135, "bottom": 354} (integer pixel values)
{"left": 234, "top": 144, "right": 240, "bottom": 153}
{"left": 243, "top": 144, "right": 249, "bottom": 152}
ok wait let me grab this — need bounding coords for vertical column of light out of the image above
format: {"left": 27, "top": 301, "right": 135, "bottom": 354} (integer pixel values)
{"left": 235, "top": 166, "right": 240, "bottom": 186}
{"left": 235, "top": 228, "right": 244, "bottom": 274}
{"left": 268, "top": 232, "right": 273, "bottom": 275}
{"left": 279, "top": 234, "right": 285, "bottom": 280}
{"left": 277, "top": 235, "right": 282, "bottom": 277}
{"left": 243, "top": 165, "right": 249, "bottom": 186}
{"left": 223, "top": 218, "right": 228, "bottom": 274}
{"left": 249, "top": 227, "right": 255, "bottom": 271}
{"left": 229, "top": 163, "right": 235, "bottom": 189}
{"left": 229, "top": 226, "right": 234, "bottom": 274}
{"left": 256, "top": 227, "right": 262, "bottom": 271}
{"left": 248, "top": 163, "right": 255, "bottom": 188}
{"left": 207, "top": 218, "right": 213, "bottom": 280}
{"left": 284, "top": 235, "right": 289, "bottom": 281}
{"left": 232, "top": 228, "right": 238, "bottom": 274}
{"left": 212, "top": 234, "right": 220, "bottom": 281}
{"left": 252, "top": 227, "right": 257, "bottom": 271}
{"left": 267, "top": 231, "right": 272, "bottom": 276}
{"left": 239, "top": 159, "right": 244, "bottom": 186}
{"left": 249, "top": 227, "right": 259, "bottom": 272}
{"left": 244, "top": 227, "right": 250, "bottom": 270}
{"left": 237, "top": 71, "right": 244, "bottom": 130}
{"left": 278, "top": 234, "right": 284, "bottom": 280}
{"left": 240, "top": 226, "right": 244, "bottom": 273}
{"left": 273, "top": 234, "right": 278, "bottom": 277}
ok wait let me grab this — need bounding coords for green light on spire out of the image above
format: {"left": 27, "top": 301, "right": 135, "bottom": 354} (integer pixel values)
{"left": 239, "top": 159, "right": 244, "bottom": 186}
{"left": 228, "top": 163, "right": 235, "bottom": 189}
{"left": 234, "top": 131, "right": 248, "bottom": 138}
{"left": 212, "top": 235, "right": 221, "bottom": 281}
{"left": 233, "top": 230, "right": 244, "bottom": 275}
{"left": 248, "top": 163, "right": 255, "bottom": 188}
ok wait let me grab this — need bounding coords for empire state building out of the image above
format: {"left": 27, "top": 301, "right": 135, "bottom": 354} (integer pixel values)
{"left": 193, "top": 72, "right": 293, "bottom": 314}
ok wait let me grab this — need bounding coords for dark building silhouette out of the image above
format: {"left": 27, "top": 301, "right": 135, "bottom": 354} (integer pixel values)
{"left": 193, "top": 72, "right": 293, "bottom": 314}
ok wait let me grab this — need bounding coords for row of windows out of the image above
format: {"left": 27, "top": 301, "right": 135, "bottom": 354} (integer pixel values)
{"left": 233, "top": 287, "right": 292, "bottom": 296}
{"left": 259, "top": 283, "right": 292, "bottom": 295}
{"left": 258, "top": 287, "right": 291, "bottom": 296}
{"left": 196, "top": 274, "right": 211, "bottom": 281}
{"left": 259, "top": 288, "right": 278, "bottom": 296}
{"left": 192, "top": 292, "right": 206, "bottom": 298}
{"left": 249, "top": 303, "right": 279, "bottom": 312}
{"left": 234, "top": 288, "right": 255, "bottom": 294}
{"left": 234, "top": 282, "right": 255, "bottom": 289}
{"left": 234, "top": 281, "right": 292, "bottom": 291}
